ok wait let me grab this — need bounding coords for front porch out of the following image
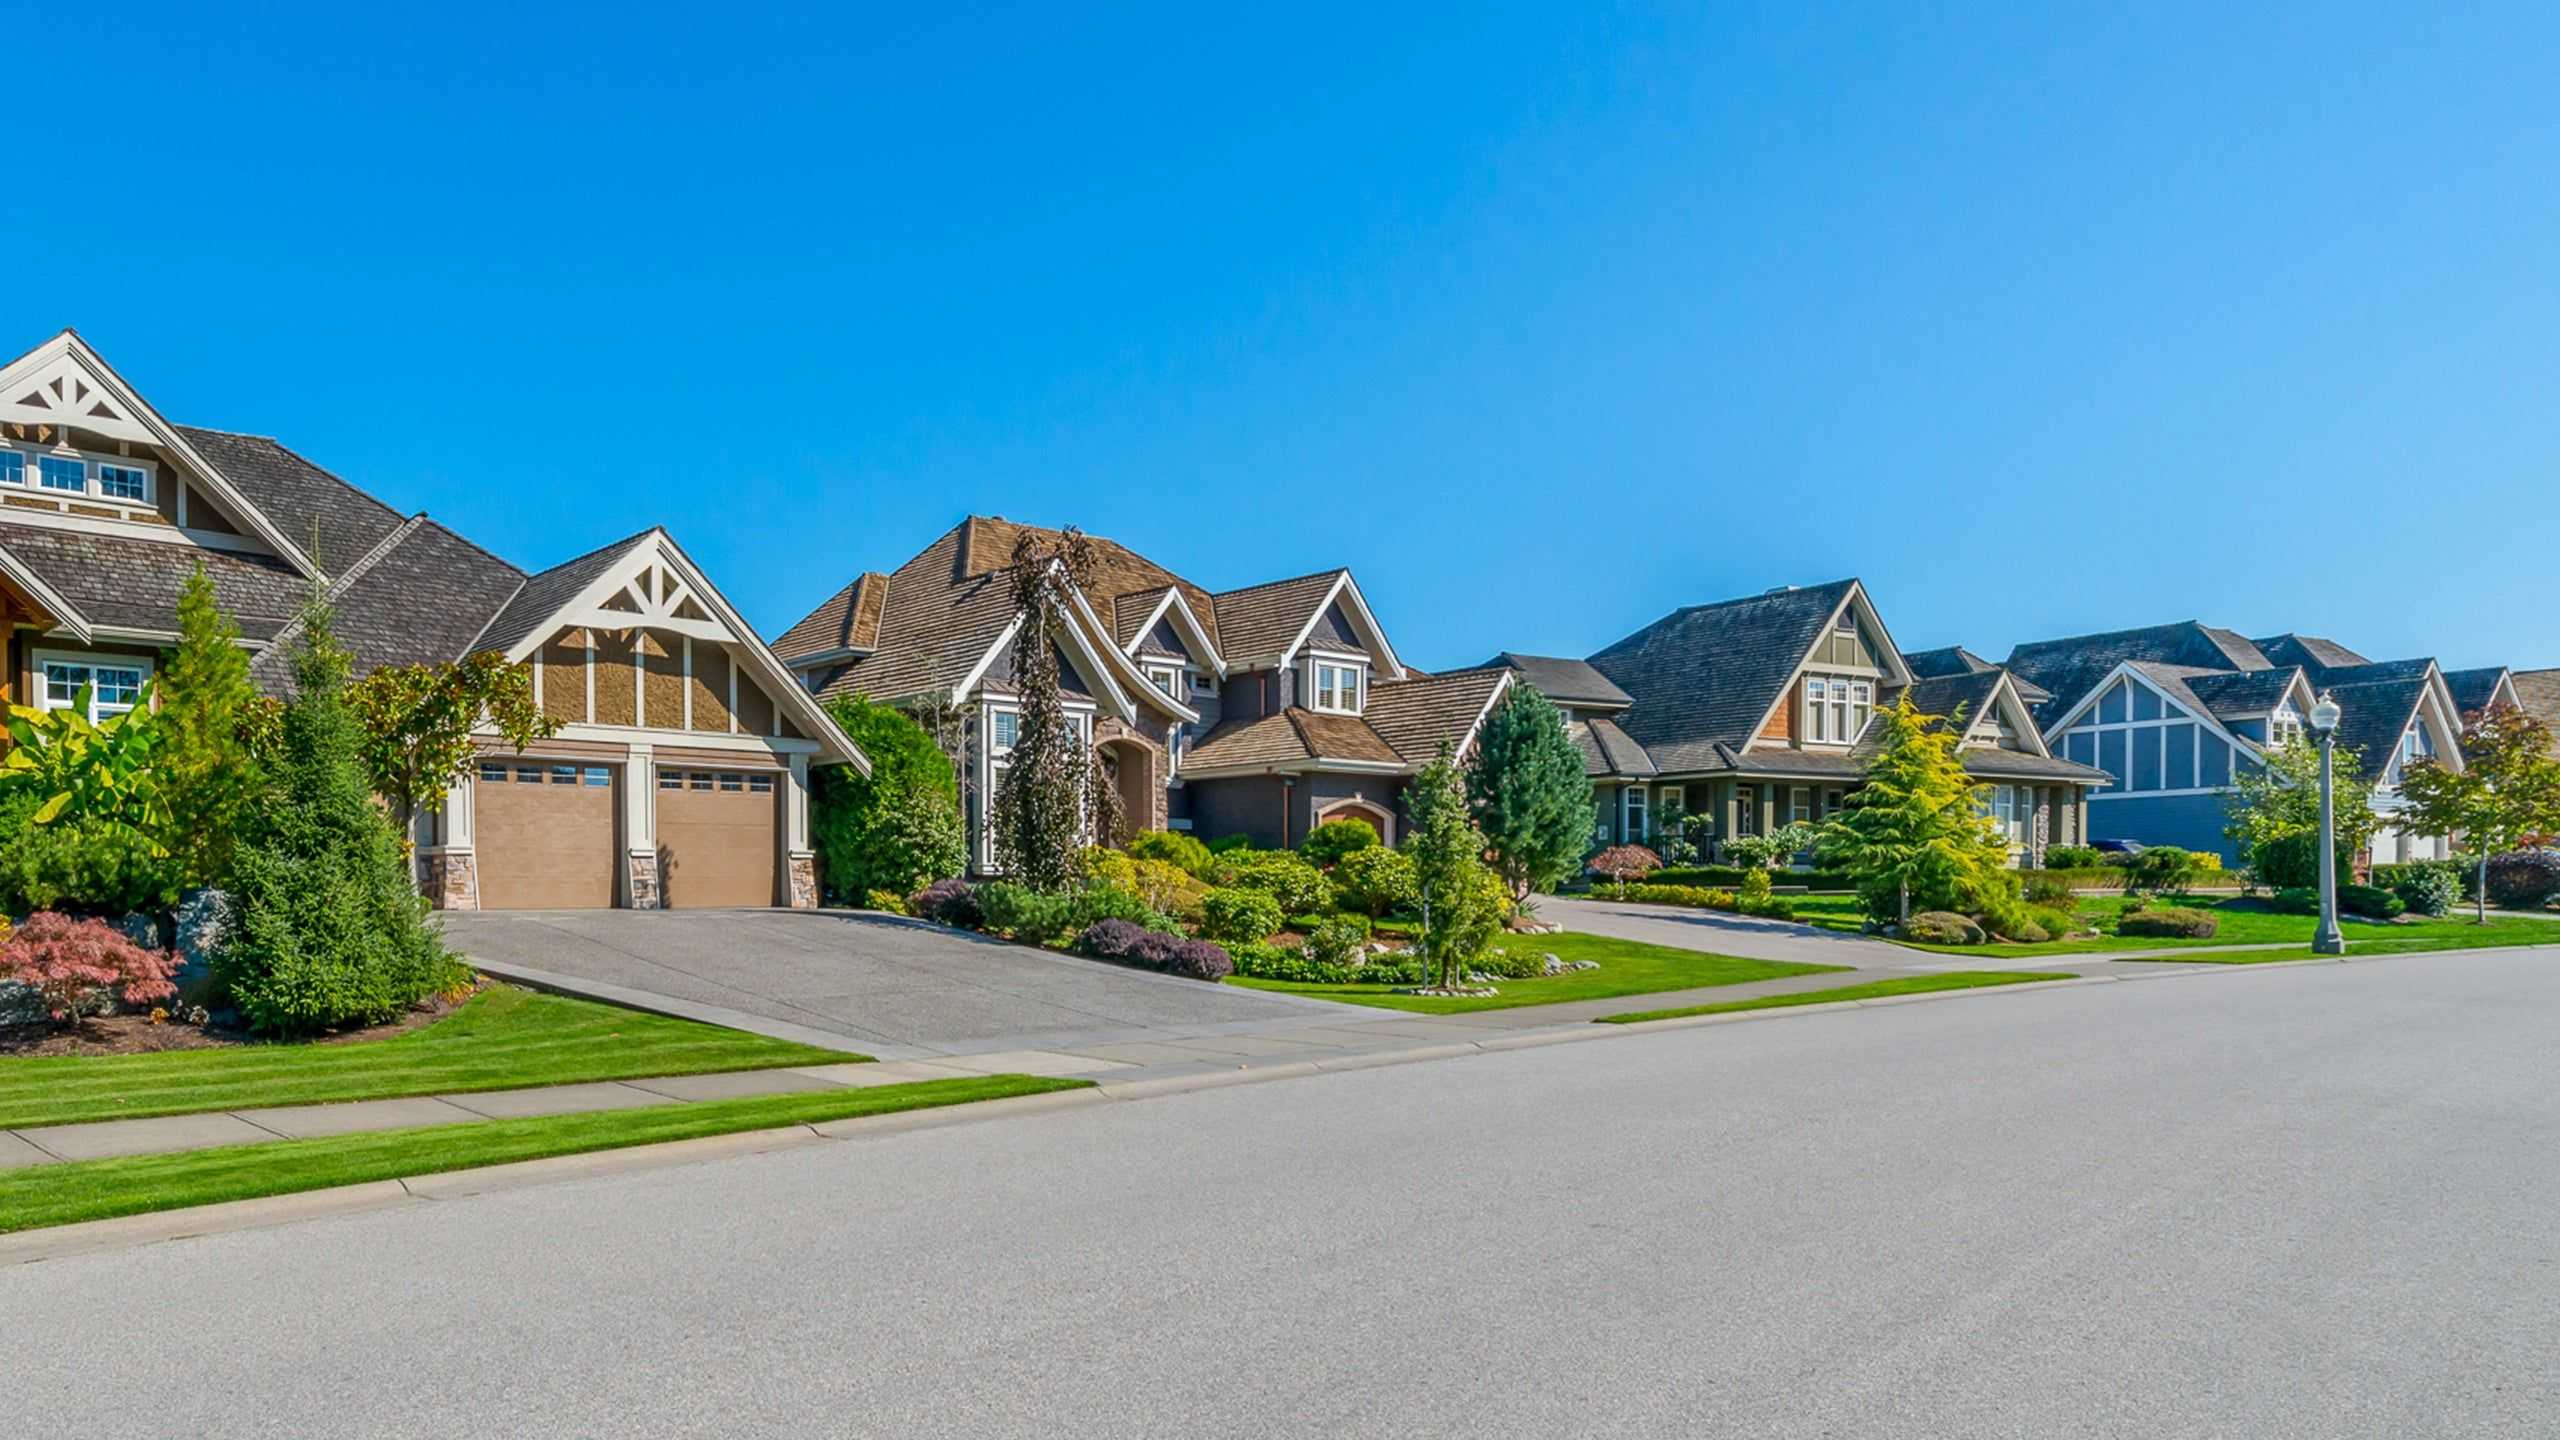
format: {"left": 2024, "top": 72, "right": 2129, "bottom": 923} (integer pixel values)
{"left": 1593, "top": 773, "right": 2095, "bottom": 868}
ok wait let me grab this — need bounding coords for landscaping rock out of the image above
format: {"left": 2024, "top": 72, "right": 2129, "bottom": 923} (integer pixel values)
{"left": 0, "top": 980, "right": 46, "bottom": 1027}
{"left": 174, "top": 890, "right": 226, "bottom": 998}
{"left": 115, "top": 911, "right": 162, "bottom": 950}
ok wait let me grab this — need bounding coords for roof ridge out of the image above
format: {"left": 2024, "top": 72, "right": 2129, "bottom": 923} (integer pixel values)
{"left": 462, "top": 577, "right": 533, "bottom": 656}
{"left": 176, "top": 426, "right": 412, "bottom": 553}
{"left": 1211, "top": 566, "right": 1346, "bottom": 599}
{"left": 255, "top": 514, "right": 428, "bottom": 658}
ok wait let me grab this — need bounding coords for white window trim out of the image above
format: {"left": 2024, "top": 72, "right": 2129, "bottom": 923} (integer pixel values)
{"left": 1143, "top": 663, "right": 1181, "bottom": 701}
{"left": 1309, "top": 655, "right": 1367, "bottom": 715}
{"left": 35, "top": 649, "right": 153, "bottom": 721}
{"left": 12, "top": 446, "right": 157, "bottom": 510}
{"left": 1802, "top": 673, "right": 1871, "bottom": 746}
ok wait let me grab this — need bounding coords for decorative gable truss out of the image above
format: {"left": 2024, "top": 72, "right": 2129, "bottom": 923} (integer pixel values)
{"left": 1121, "top": 585, "right": 1226, "bottom": 680}
{"left": 2042, "top": 662, "right": 2303, "bottom": 798}
{"left": 497, "top": 530, "right": 867, "bottom": 772}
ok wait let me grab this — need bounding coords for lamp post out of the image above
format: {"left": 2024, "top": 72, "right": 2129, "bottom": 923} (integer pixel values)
{"left": 2310, "top": 691, "right": 2346, "bottom": 956}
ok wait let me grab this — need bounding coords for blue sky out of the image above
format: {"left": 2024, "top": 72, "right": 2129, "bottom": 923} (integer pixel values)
{"left": 19, "top": 4, "right": 2558, "bottom": 673}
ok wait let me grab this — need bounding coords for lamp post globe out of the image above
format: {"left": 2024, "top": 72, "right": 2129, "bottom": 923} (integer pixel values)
{"left": 2309, "top": 692, "right": 2346, "bottom": 956}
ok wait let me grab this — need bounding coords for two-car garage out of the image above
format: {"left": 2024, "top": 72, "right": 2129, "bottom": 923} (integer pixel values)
{"left": 469, "top": 757, "right": 781, "bottom": 910}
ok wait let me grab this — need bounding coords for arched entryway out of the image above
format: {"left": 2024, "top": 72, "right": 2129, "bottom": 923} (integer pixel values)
{"left": 1097, "top": 736, "right": 1161, "bottom": 844}
{"left": 1315, "top": 797, "right": 1395, "bottom": 847}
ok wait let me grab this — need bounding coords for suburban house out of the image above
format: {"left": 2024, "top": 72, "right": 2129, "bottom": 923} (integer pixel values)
{"left": 2514, "top": 669, "right": 2560, "bottom": 756}
{"left": 0, "top": 330, "right": 864, "bottom": 911}
{"left": 1503, "top": 580, "right": 2109, "bottom": 866}
{"left": 777, "top": 517, "right": 1509, "bottom": 868}
{"left": 2000, "top": 624, "right": 2467, "bottom": 865}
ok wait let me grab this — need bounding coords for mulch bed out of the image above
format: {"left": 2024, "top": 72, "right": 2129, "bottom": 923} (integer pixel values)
{"left": 0, "top": 985, "right": 478, "bottom": 1059}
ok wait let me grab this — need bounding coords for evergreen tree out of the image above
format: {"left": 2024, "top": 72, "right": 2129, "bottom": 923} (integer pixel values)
{"left": 1816, "top": 695, "right": 2011, "bottom": 923}
{"left": 811, "top": 695, "right": 966, "bottom": 899}
{"left": 1466, "top": 683, "right": 1595, "bottom": 901}
{"left": 988, "top": 528, "right": 1116, "bottom": 890}
{"left": 2398, "top": 702, "right": 2560, "bottom": 922}
{"left": 1405, "top": 743, "right": 1498, "bottom": 987}
{"left": 212, "top": 595, "right": 461, "bottom": 1036}
{"left": 157, "top": 564, "right": 262, "bottom": 889}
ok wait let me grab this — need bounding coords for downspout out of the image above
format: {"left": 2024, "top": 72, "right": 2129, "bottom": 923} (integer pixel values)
{"left": 1281, "top": 775, "right": 1295, "bottom": 847}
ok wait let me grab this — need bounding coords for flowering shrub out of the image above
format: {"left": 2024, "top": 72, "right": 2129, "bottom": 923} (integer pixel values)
{"left": 0, "top": 910, "right": 179, "bottom": 1023}
{"left": 1073, "top": 921, "right": 1232, "bottom": 981}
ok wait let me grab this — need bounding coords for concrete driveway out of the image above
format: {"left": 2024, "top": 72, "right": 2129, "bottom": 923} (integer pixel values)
{"left": 1540, "top": 892, "right": 1906, "bottom": 968}
{"left": 440, "top": 909, "right": 1358, "bottom": 1059}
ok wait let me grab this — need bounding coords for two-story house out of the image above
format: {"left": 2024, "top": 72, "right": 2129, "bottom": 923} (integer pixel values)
{"left": 1498, "top": 580, "right": 2108, "bottom": 865}
{"left": 0, "top": 330, "right": 865, "bottom": 911}
{"left": 2001, "top": 624, "right": 2468, "bottom": 865}
{"left": 777, "top": 517, "right": 1509, "bottom": 868}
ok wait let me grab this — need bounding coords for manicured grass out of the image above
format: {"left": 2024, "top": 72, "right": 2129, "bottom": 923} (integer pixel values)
{"left": 1596, "top": 971, "right": 2058, "bottom": 1024}
{"left": 1792, "top": 894, "right": 2560, "bottom": 960}
{"left": 0, "top": 1074, "right": 1085, "bottom": 1234}
{"left": 0, "top": 987, "right": 865, "bottom": 1131}
{"left": 1226, "top": 930, "right": 1848, "bottom": 1013}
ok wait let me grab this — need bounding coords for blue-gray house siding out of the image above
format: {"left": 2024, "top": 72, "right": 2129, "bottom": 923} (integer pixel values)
{"left": 2053, "top": 674, "right": 2260, "bottom": 863}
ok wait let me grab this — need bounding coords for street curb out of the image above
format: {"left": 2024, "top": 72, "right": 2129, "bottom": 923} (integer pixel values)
{"left": 11, "top": 938, "right": 2550, "bottom": 1264}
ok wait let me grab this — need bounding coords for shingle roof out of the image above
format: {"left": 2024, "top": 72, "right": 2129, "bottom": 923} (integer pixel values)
{"left": 1905, "top": 644, "right": 2048, "bottom": 702}
{"left": 175, "top": 427, "right": 406, "bottom": 575}
{"left": 1576, "top": 716, "right": 1658, "bottom": 778}
{"left": 2182, "top": 667, "right": 2306, "bottom": 718}
{"left": 2442, "top": 666, "right": 2511, "bottom": 718}
{"left": 1184, "top": 708, "right": 1403, "bottom": 771}
{"left": 2307, "top": 658, "right": 2437, "bottom": 690}
{"left": 807, "top": 522, "right": 1021, "bottom": 704}
{"left": 1210, "top": 570, "right": 1343, "bottom": 664}
{"left": 471, "top": 528, "right": 655, "bottom": 657}
{"left": 958, "top": 517, "right": 1220, "bottom": 652}
{"left": 1957, "top": 748, "right": 2119, "bottom": 782}
{"left": 2326, "top": 677, "right": 2430, "bottom": 783}
{"left": 2512, "top": 669, "right": 2560, "bottom": 757}
{"left": 2005, "top": 621, "right": 2275, "bottom": 724}
{"left": 774, "top": 572, "right": 888, "bottom": 663}
{"left": 1478, "top": 652, "right": 1632, "bottom": 708}
{"left": 1587, "top": 580, "right": 1862, "bottom": 774}
{"left": 1902, "top": 671, "right": 2004, "bottom": 730}
{"left": 2251, "top": 634, "right": 2371, "bottom": 677}
{"left": 1365, "top": 668, "right": 1508, "bottom": 766}
{"left": 0, "top": 521, "right": 308, "bottom": 640}
{"left": 1113, "top": 586, "right": 1174, "bottom": 649}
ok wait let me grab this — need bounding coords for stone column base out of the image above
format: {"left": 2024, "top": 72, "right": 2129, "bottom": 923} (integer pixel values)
{"left": 627, "top": 850, "right": 663, "bottom": 910}
{"left": 421, "top": 852, "right": 479, "bottom": 911}
{"left": 787, "top": 852, "right": 818, "bottom": 909}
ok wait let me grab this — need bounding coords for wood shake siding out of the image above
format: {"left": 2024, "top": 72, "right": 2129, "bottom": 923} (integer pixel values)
{"left": 1759, "top": 689, "right": 1794, "bottom": 743}
{"left": 641, "top": 632, "right": 683, "bottom": 728}
{"left": 540, "top": 632, "right": 589, "bottom": 723}
{"left": 592, "top": 629, "right": 638, "bottom": 726}
{"left": 689, "top": 645, "right": 734, "bottom": 732}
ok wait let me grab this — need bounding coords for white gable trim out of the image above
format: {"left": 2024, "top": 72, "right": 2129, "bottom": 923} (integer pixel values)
{"left": 1739, "top": 581, "right": 1912, "bottom": 754}
{"left": 1274, "top": 571, "right": 1406, "bottom": 680}
{"left": 951, "top": 615, "right": 1026, "bottom": 705}
{"left": 0, "top": 541, "right": 93, "bottom": 643}
{"left": 2041, "top": 660, "right": 2269, "bottom": 764}
{"left": 1126, "top": 586, "right": 1227, "bottom": 680}
{"left": 1955, "top": 672, "right": 2058, "bottom": 759}
{"left": 1061, "top": 575, "right": 1197, "bottom": 724}
{"left": 1447, "top": 670, "right": 1516, "bottom": 762}
{"left": 0, "top": 332, "right": 319, "bottom": 576}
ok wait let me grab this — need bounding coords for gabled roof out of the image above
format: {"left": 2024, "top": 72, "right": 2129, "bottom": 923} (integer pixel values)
{"left": 1184, "top": 709, "right": 1403, "bottom": 774}
{"left": 1114, "top": 586, "right": 1175, "bottom": 648}
{"left": 1902, "top": 670, "right": 2004, "bottom": 731}
{"left": 1364, "top": 668, "right": 1510, "bottom": 767}
{"left": 2181, "top": 667, "right": 2310, "bottom": 719}
{"left": 1210, "top": 570, "right": 1345, "bottom": 664}
{"left": 2325, "top": 676, "right": 2435, "bottom": 784}
{"left": 1587, "top": 579, "right": 1872, "bottom": 775}
{"left": 0, "top": 520, "right": 307, "bottom": 641}
{"left": 1904, "top": 644, "right": 2049, "bottom": 702}
{"left": 2004, "top": 621, "right": 2277, "bottom": 724}
{"left": 2251, "top": 634, "right": 2371, "bottom": 678}
{"left": 1477, "top": 652, "right": 1632, "bottom": 708}
{"left": 251, "top": 516, "right": 528, "bottom": 692}
{"left": 1575, "top": 716, "right": 1659, "bottom": 778}
{"left": 774, "top": 571, "right": 888, "bottom": 664}
{"left": 174, "top": 427, "right": 407, "bottom": 576}
{"left": 2512, "top": 670, "right": 2560, "bottom": 757}
{"left": 471, "top": 529, "right": 656, "bottom": 657}
{"left": 959, "top": 516, "right": 1219, "bottom": 651}
{"left": 2441, "top": 666, "right": 2513, "bottom": 718}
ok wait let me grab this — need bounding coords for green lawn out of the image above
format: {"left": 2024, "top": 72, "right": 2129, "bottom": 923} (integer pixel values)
{"left": 1226, "top": 930, "right": 1848, "bottom": 1013}
{"left": 0, "top": 987, "right": 865, "bottom": 1131}
{"left": 1793, "top": 894, "right": 2560, "bottom": 960}
{"left": 1597, "top": 971, "right": 2059, "bottom": 1024}
{"left": 0, "top": 1075, "right": 1085, "bottom": 1234}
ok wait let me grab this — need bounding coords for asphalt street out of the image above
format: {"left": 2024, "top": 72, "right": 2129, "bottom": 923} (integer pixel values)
{"left": 11, "top": 948, "right": 2555, "bottom": 1438}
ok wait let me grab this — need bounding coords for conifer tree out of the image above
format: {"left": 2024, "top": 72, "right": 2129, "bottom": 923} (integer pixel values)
{"left": 1467, "top": 683, "right": 1595, "bottom": 901}
{"left": 157, "top": 564, "right": 261, "bottom": 888}
{"left": 1816, "top": 694, "right": 2011, "bottom": 923}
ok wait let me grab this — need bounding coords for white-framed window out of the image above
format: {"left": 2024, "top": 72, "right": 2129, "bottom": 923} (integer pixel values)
{"left": 2270, "top": 707, "right": 2304, "bottom": 747}
{"left": 38, "top": 456, "right": 86, "bottom": 493}
{"left": 13, "top": 449, "right": 154, "bottom": 505}
{"left": 1312, "top": 659, "right": 1365, "bottom": 714}
{"left": 1805, "top": 675, "right": 1872, "bottom": 743}
{"left": 1623, "top": 785, "right": 1648, "bottom": 840}
{"left": 1144, "top": 664, "right": 1180, "bottom": 700}
{"left": 1985, "top": 785, "right": 2030, "bottom": 842}
{"left": 38, "top": 652, "right": 150, "bottom": 720}
{"left": 0, "top": 450, "right": 23, "bottom": 486}
{"left": 990, "top": 708, "right": 1021, "bottom": 757}
{"left": 1790, "top": 786, "right": 1812, "bottom": 825}
{"left": 96, "top": 462, "right": 149, "bottom": 501}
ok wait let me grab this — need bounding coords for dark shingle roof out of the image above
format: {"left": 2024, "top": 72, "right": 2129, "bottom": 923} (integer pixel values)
{"left": 2251, "top": 634, "right": 2371, "bottom": 678}
{"left": 2442, "top": 666, "right": 2511, "bottom": 718}
{"left": 1210, "top": 570, "right": 1343, "bottom": 663}
{"left": 1587, "top": 580, "right": 1861, "bottom": 774}
{"left": 1902, "top": 671, "right": 2004, "bottom": 730}
{"left": 175, "top": 427, "right": 406, "bottom": 575}
{"left": 2005, "top": 622, "right": 2274, "bottom": 724}
{"left": 0, "top": 522, "right": 308, "bottom": 640}
{"left": 1905, "top": 644, "right": 2048, "bottom": 703}
{"left": 2182, "top": 667, "right": 2306, "bottom": 718}
{"left": 1958, "top": 748, "right": 2118, "bottom": 783}
{"left": 1478, "top": 653, "right": 1632, "bottom": 708}
{"left": 471, "top": 529, "right": 655, "bottom": 657}
{"left": 2327, "top": 677, "right": 2430, "bottom": 783}
{"left": 1575, "top": 716, "right": 1658, "bottom": 778}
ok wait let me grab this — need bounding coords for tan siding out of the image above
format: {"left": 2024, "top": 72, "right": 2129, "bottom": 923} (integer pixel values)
{"left": 641, "top": 630, "right": 683, "bottom": 729}
{"left": 689, "top": 645, "right": 734, "bottom": 733}
{"left": 185, "top": 482, "right": 242, "bottom": 535}
{"left": 539, "top": 632, "right": 590, "bottom": 724}
{"left": 779, "top": 711, "right": 805, "bottom": 741}
{"left": 735, "top": 672, "right": 776, "bottom": 736}
{"left": 592, "top": 630, "right": 638, "bottom": 726}
{"left": 1759, "top": 686, "right": 1795, "bottom": 742}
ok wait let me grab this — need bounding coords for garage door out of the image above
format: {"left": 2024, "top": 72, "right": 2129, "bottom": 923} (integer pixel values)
{"left": 475, "top": 759, "right": 618, "bottom": 909}
{"left": 656, "top": 767, "right": 780, "bottom": 908}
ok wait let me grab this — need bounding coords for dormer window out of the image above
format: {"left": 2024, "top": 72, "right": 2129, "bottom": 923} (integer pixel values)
{"left": 1311, "top": 658, "right": 1365, "bottom": 715}
{"left": 1144, "top": 663, "right": 1180, "bottom": 700}
{"left": 0, "top": 451, "right": 23, "bottom": 486}
{"left": 1805, "top": 675, "right": 1871, "bottom": 744}
{"left": 2270, "top": 707, "right": 2304, "bottom": 747}
{"left": 97, "top": 463, "right": 149, "bottom": 502}
{"left": 2400, "top": 724, "right": 2433, "bottom": 766}
{"left": 39, "top": 456, "right": 85, "bottom": 492}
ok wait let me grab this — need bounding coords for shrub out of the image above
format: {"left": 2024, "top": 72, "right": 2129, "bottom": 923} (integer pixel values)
{"left": 214, "top": 602, "right": 461, "bottom": 1038}
{"left": 2027, "top": 904, "right": 2079, "bottom": 939}
{"left": 2119, "top": 846, "right": 2204, "bottom": 896}
{"left": 1204, "top": 833, "right": 1256, "bottom": 855}
{"left": 1198, "top": 887, "right": 1285, "bottom": 945}
{"left": 976, "top": 882, "right": 1077, "bottom": 942}
{"left": 1299, "top": 819, "right": 1381, "bottom": 867}
{"left": 1903, "top": 912, "right": 1986, "bottom": 945}
{"left": 2044, "top": 845, "right": 2104, "bottom": 871}
{"left": 908, "top": 877, "right": 982, "bottom": 928}
{"left": 1607, "top": 882, "right": 1734, "bottom": 909}
{"left": 2338, "top": 884, "right": 2406, "bottom": 921}
{"left": 1073, "top": 918, "right": 1157, "bottom": 962}
{"left": 0, "top": 911, "right": 179, "bottom": 1023}
{"left": 2117, "top": 906, "right": 2219, "bottom": 939}
{"left": 1649, "top": 865, "right": 1748, "bottom": 887}
{"left": 1467, "top": 946, "right": 1547, "bottom": 980}
{"left": 1587, "top": 845, "right": 1662, "bottom": 885}
{"left": 2269, "top": 887, "right": 2320, "bottom": 916}
{"left": 863, "top": 888, "right": 909, "bottom": 915}
{"left": 2021, "top": 872, "right": 2078, "bottom": 905}
{"left": 1980, "top": 897, "right": 2047, "bottom": 943}
{"left": 1072, "top": 920, "right": 1233, "bottom": 981}
{"left": 1335, "top": 846, "right": 1418, "bottom": 917}
{"left": 2485, "top": 849, "right": 2560, "bottom": 910}
{"left": 1157, "top": 936, "right": 1234, "bottom": 981}
{"left": 1307, "top": 914, "right": 1373, "bottom": 967}
{"left": 809, "top": 696, "right": 965, "bottom": 901}
{"left": 2389, "top": 867, "right": 2460, "bottom": 918}
{"left": 1224, "top": 851, "right": 1333, "bottom": 913}
{"left": 1065, "top": 884, "right": 1179, "bottom": 935}
{"left": 0, "top": 796, "right": 182, "bottom": 917}
{"left": 1082, "top": 848, "right": 1209, "bottom": 919}
{"left": 1738, "top": 868, "right": 1773, "bottom": 906}
{"left": 2252, "top": 832, "right": 2349, "bottom": 892}
{"left": 1128, "top": 829, "right": 1215, "bottom": 877}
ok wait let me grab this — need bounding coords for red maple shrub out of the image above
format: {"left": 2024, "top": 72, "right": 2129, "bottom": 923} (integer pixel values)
{"left": 1587, "top": 845, "right": 1663, "bottom": 885}
{"left": 0, "top": 911, "right": 180, "bottom": 1023}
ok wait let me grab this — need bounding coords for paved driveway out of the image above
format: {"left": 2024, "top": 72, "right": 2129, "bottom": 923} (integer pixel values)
{"left": 1540, "top": 892, "right": 1907, "bottom": 967}
{"left": 440, "top": 910, "right": 1357, "bottom": 1059}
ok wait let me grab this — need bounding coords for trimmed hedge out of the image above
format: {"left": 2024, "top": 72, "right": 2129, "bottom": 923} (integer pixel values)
{"left": 1600, "top": 881, "right": 1797, "bottom": 921}
{"left": 2338, "top": 884, "right": 2405, "bottom": 921}
{"left": 2117, "top": 907, "right": 2219, "bottom": 939}
{"left": 1903, "top": 912, "right": 1986, "bottom": 945}
{"left": 1650, "top": 865, "right": 1856, "bottom": 891}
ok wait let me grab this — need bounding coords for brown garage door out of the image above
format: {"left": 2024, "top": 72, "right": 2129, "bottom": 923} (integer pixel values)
{"left": 475, "top": 759, "right": 618, "bottom": 909}
{"left": 656, "top": 767, "right": 779, "bottom": 909}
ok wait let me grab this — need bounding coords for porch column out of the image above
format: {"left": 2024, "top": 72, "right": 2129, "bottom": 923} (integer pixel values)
{"left": 785, "top": 753, "right": 817, "bottom": 908}
{"left": 418, "top": 771, "right": 479, "bottom": 911}
{"left": 624, "top": 744, "right": 660, "bottom": 909}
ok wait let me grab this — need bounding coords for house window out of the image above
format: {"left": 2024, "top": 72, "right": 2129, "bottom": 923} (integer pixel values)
{"left": 1790, "top": 787, "right": 1812, "bottom": 825}
{"left": 0, "top": 451, "right": 22, "bottom": 486}
{"left": 1189, "top": 671, "right": 1216, "bottom": 698}
{"left": 96, "top": 463, "right": 150, "bottom": 502}
{"left": 990, "top": 709, "right": 1020, "bottom": 756}
{"left": 1805, "top": 675, "right": 1872, "bottom": 743}
{"left": 38, "top": 456, "right": 86, "bottom": 493}
{"left": 2401, "top": 725, "right": 2432, "bottom": 765}
{"left": 1733, "top": 787, "right": 1757, "bottom": 836}
{"left": 1623, "top": 785, "right": 1647, "bottom": 840}
{"left": 1145, "top": 664, "right": 1180, "bottom": 699}
{"left": 1312, "top": 660, "right": 1364, "bottom": 714}
{"left": 2270, "top": 708, "right": 2303, "bottom": 747}
{"left": 480, "top": 761, "right": 509, "bottom": 783}
{"left": 39, "top": 654, "right": 149, "bottom": 720}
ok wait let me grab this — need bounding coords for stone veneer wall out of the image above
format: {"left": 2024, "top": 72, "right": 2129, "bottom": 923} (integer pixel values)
{"left": 627, "top": 851, "right": 663, "bottom": 910}
{"left": 787, "top": 854, "right": 818, "bottom": 909}
{"left": 421, "top": 852, "right": 479, "bottom": 911}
